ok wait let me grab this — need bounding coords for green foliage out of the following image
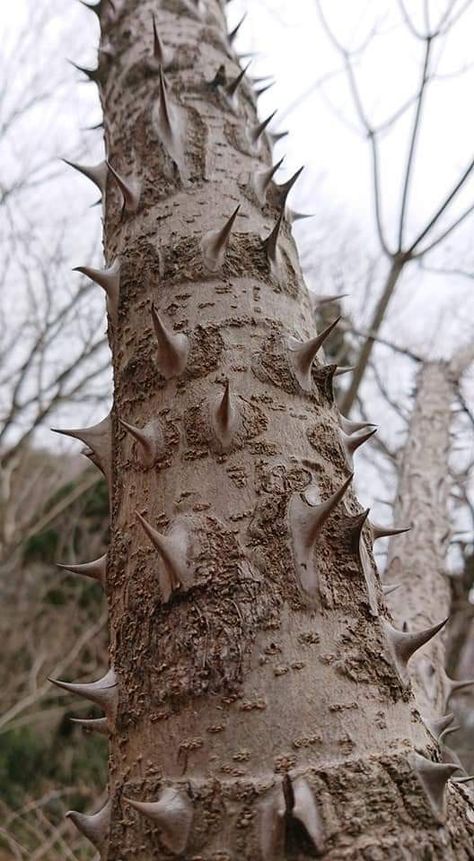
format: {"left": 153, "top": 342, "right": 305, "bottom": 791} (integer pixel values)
{"left": 0, "top": 724, "right": 107, "bottom": 808}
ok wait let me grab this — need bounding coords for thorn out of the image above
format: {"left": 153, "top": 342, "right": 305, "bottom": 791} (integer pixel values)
{"left": 348, "top": 508, "right": 370, "bottom": 552}
{"left": 136, "top": 511, "right": 193, "bottom": 603}
{"left": 249, "top": 109, "right": 277, "bottom": 146}
{"left": 73, "top": 259, "right": 120, "bottom": 323}
{"left": 124, "top": 788, "right": 193, "bottom": 854}
{"left": 69, "top": 60, "right": 102, "bottom": 84}
{"left": 421, "top": 712, "right": 455, "bottom": 741}
{"left": 254, "top": 81, "right": 275, "bottom": 99}
{"left": 287, "top": 208, "right": 316, "bottom": 223}
{"left": 62, "top": 158, "right": 108, "bottom": 196}
{"left": 289, "top": 475, "right": 353, "bottom": 599}
{"left": 211, "top": 380, "right": 239, "bottom": 450}
{"left": 106, "top": 161, "right": 141, "bottom": 214}
{"left": 453, "top": 774, "right": 474, "bottom": 784}
{"left": 252, "top": 157, "right": 285, "bottom": 204}
{"left": 339, "top": 415, "right": 376, "bottom": 435}
{"left": 225, "top": 61, "right": 251, "bottom": 99}
{"left": 382, "top": 583, "right": 401, "bottom": 596}
{"left": 275, "top": 165, "right": 304, "bottom": 207}
{"left": 269, "top": 129, "right": 289, "bottom": 144}
{"left": 152, "top": 14, "right": 173, "bottom": 68}
{"left": 51, "top": 414, "right": 111, "bottom": 478}
{"left": 49, "top": 668, "right": 118, "bottom": 721}
{"left": 383, "top": 617, "right": 448, "bottom": 683}
{"left": 151, "top": 305, "right": 190, "bottom": 379}
{"left": 201, "top": 205, "right": 240, "bottom": 272}
{"left": 411, "top": 753, "right": 459, "bottom": 819}
{"left": 119, "top": 417, "right": 164, "bottom": 467}
{"left": 334, "top": 365, "right": 354, "bottom": 377}
{"left": 260, "top": 775, "right": 324, "bottom": 861}
{"left": 71, "top": 716, "right": 109, "bottom": 736}
{"left": 312, "top": 292, "right": 349, "bottom": 309}
{"left": 262, "top": 210, "right": 284, "bottom": 267}
{"left": 341, "top": 426, "right": 377, "bottom": 468}
{"left": 57, "top": 554, "right": 106, "bottom": 586}
{"left": 66, "top": 799, "right": 111, "bottom": 850}
{"left": 228, "top": 13, "right": 247, "bottom": 45}
{"left": 370, "top": 522, "right": 411, "bottom": 542}
{"left": 287, "top": 317, "right": 341, "bottom": 392}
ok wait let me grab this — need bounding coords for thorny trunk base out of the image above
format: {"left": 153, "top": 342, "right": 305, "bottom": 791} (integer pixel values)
{"left": 55, "top": 1, "right": 474, "bottom": 858}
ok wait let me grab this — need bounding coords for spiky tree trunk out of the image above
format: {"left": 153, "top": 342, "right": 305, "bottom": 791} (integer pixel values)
{"left": 55, "top": 1, "right": 474, "bottom": 857}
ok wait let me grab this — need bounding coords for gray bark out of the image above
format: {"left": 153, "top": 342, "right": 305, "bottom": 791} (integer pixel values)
{"left": 60, "top": 1, "right": 474, "bottom": 857}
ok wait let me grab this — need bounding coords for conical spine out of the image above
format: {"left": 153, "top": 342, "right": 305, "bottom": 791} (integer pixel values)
{"left": 119, "top": 417, "right": 164, "bottom": 467}
{"left": 370, "top": 521, "right": 411, "bottom": 542}
{"left": 252, "top": 156, "right": 285, "bottom": 204}
{"left": 289, "top": 475, "right": 353, "bottom": 600}
{"left": 340, "top": 426, "right": 377, "bottom": 468}
{"left": 339, "top": 415, "right": 376, "bottom": 435}
{"left": 152, "top": 14, "right": 173, "bottom": 68}
{"left": 136, "top": 511, "right": 193, "bottom": 603}
{"left": 211, "top": 380, "right": 239, "bottom": 450}
{"left": 151, "top": 305, "right": 190, "bottom": 379}
{"left": 49, "top": 668, "right": 118, "bottom": 722}
{"left": 201, "top": 206, "right": 240, "bottom": 272}
{"left": 262, "top": 210, "right": 284, "bottom": 268}
{"left": 106, "top": 161, "right": 141, "bottom": 214}
{"left": 411, "top": 753, "right": 459, "bottom": 819}
{"left": 249, "top": 110, "right": 277, "bottom": 147}
{"left": 62, "top": 158, "right": 108, "bottom": 196}
{"left": 228, "top": 13, "right": 246, "bottom": 46}
{"left": 383, "top": 618, "right": 448, "bottom": 684}
{"left": 66, "top": 799, "right": 111, "bottom": 849}
{"left": 124, "top": 787, "right": 193, "bottom": 853}
{"left": 57, "top": 554, "right": 106, "bottom": 586}
{"left": 51, "top": 413, "right": 111, "bottom": 479}
{"left": 287, "top": 317, "right": 341, "bottom": 392}
{"left": 74, "top": 259, "right": 120, "bottom": 323}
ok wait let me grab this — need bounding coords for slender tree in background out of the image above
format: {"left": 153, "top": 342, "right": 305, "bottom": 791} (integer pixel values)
{"left": 45, "top": 1, "right": 474, "bottom": 858}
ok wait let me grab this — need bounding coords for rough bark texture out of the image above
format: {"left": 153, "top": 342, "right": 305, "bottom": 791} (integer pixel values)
{"left": 64, "top": 1, "right": 474, "bottom": 858}
{"left": 385, "top": 362, "right": 453, "bottom": 718}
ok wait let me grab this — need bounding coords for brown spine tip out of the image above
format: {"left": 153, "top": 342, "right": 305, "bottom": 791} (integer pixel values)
{"left": 151, "top": 305, "right": 190, "bottom": 379}
{"left": 411, "top": 753, "right": 459, "bottom": 819}
{"left": 383, "top": 617, "right": 449, "bottom": 684}
{"left": 225, "top": 61, "right": 251, "bottom": 99}
{"left": 119, "top": 417, "right": 164, "bottom": 467}
{"left": 106, "top": 160, "right": 141, "bottom": 214}
{"left": 262, "top": 210, "right": 284, "bottom": 267}
{"left": 124, "top": 787, "right": 193, "bottom": 854}
{"left": 370, "top": 522, "right": 411, "bottom": 542}
{"left": 287, "top": 317, "right": 341, "bottom": 392}
{"left": 57, "top": 554, "right": 106, "bottom": 586}
{"left": 228, "top": 13, "right": 247, "bottom": 45}
{"left": 66, "top": 798, "right": 111, "bottom": 849}
{"left": 249, "top": 109, "right": 277, "bottom": 146}
{"left": 201, "top": 205, "right": 240, "bottom": 272}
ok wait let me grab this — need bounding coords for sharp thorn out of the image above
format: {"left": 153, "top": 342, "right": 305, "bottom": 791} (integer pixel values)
{"left": 383, "top": 617, "right": 448, "bottom": 683}
{"left": 201, "top": 205, "right": 240, "bottom": 272}
{"left": 135, "top": 511, "right": 193, "bottom": 603}
{"left": 106, "top": 160, "right": 141, "bottom": 213}
{"left": 49, "top": 668, "right": 117, "bottom": 720}
{"left": 249, "top": 109, "right": 277, "bottom": 146}
{"left": 124, "top": 788, "right": 193, "bottom": 854}
{"left": 62, "top": 158, "right": 108, "bottom": 195}
{"left": 411, "top": 753, "right": 459, "bottom": 819}
{"left": 228, "top": 13, "right": 247, "bottom": 45}
{"left": 119, "top": 417, "right": 164, "bottom": 467}
{"left": 66, "top": 799, "right": 111, "bottom": 849}
{"left": 73, "top": 260, "right": 120, "bottom": 322}
{"left": 57, "top": 554, "right": 106, "bottom": 586}
{"left": 262, "top": 210, "right": 284, "bottom": 266}
{"left": 150, "top": 305, "right": 190, "bottom": 379}
{"left": 211, "top": 380, "right": 239, "bottom": 450}
{"left": 287, "top": 317, "right": 341, "bottom": 392}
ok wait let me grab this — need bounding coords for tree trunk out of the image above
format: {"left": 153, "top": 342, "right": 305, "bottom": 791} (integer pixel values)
{"left": 385, "top": 359, "right": 474, "bottom": 767}
{"left": 385, "top": 362, "right": 453, "bottom": 718}
{"left": 61, "top": 2, "right": 474, "bottom": 857}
